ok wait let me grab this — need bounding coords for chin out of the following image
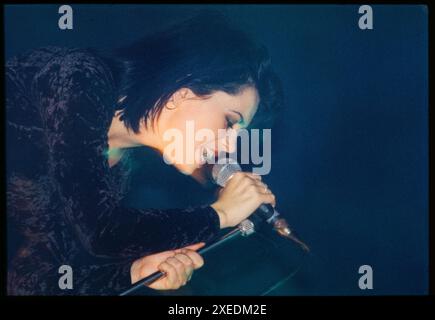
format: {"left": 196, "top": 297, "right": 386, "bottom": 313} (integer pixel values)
{"left": 174, "top": 163, "right": 199, "bottom": 175}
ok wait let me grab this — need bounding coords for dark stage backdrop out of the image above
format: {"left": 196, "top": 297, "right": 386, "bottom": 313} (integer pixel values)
{"left": 5, "top": 4, "right": 428, "bottom": 295}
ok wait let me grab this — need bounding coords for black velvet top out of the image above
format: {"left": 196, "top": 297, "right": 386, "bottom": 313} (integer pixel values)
{"left": 6, "top": 46, "right": 221, "bottom": 295}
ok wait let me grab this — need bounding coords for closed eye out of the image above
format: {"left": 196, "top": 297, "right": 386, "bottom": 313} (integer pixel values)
{"left": 226, "top": 114, "right": 244, "bottom": 130}
{"left": 227, "top": 110, "right": 245, "bottom": 129}
{"left": 226, "top": 116, "right": 236, "bottom": 129}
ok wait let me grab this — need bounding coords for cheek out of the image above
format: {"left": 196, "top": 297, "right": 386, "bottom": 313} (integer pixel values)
{"left": 165, "top": 101, "right": 228, "bottom": 164}
{"left": 172, "top": 100, "right": 224, "bottom": 130}
{"left": 193, "top": 101, "right": 224, "bottom": 127}
{"left": 195, "top": 112, "right": 226, "bottom": 146}
{"left": 196, "top": 116, "right": 225, "bottom": 134}
{"left": 187, "top": 105, "right": 225, "bottom": 141}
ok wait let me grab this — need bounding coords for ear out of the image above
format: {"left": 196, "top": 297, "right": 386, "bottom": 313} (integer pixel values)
{"left": 167, "top": 88, "right": 196, "bottom": 109}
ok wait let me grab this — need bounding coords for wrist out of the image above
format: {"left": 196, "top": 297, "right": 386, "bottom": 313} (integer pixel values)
{"left": 210, "top": 202, "right": 227, "bottom": 229}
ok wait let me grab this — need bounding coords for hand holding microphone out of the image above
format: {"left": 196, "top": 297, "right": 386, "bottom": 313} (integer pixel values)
{"left": 211, "top": 171, "right": 275, "bottom": 229}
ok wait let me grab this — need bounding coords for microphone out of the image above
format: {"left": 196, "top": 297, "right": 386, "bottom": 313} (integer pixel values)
{"left": 212, "top": 159, "right": 310, "bottom": 252}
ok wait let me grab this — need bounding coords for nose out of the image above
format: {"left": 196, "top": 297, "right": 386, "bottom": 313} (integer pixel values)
{"left": 219, "top": 129, "right": 238, "bottom": 154}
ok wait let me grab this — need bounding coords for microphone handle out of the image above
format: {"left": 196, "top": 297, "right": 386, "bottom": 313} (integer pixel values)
{"left": 255, "top": 203, "right": 279, "bottom": 224}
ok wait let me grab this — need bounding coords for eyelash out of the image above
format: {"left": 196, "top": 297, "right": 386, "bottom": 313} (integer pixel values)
{"left": 226, "top": 117, "right": 235, "bottom": 129}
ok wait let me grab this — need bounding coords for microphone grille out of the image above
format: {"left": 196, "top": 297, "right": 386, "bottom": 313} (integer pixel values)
{"left": 212, "top": 159, "right": 241, "bottom": 187}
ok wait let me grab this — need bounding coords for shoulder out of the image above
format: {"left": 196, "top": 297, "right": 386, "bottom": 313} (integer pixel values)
{"left": 33, "top": 46, "right": 116, "bottom": 93}
{"left": 6, "top": 45, "right": 111, "bottom": 72}
{"left": 6, "top": 46, "right": 67, "bottom": 71}
{"left": 6, "top": 46, "right": 68, "bottom": 92}
{"left": 7, "top": 46, "right": 116, "bottom": 97}
{"left": 30, "top": 47, "right": 117, "bottom": 127}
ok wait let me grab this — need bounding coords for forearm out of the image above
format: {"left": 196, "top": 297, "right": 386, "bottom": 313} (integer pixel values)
{"left": 87, "top": 204, "right": 221, "bottom": 260}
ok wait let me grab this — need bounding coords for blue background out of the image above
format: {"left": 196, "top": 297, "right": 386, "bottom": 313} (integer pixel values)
{"left": 5, "top": 4, "right": 428, "bottom": 295}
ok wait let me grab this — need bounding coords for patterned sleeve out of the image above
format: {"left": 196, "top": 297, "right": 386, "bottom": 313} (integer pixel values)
{"left": 31, "top": 48, "right": 221, "bottom": 260}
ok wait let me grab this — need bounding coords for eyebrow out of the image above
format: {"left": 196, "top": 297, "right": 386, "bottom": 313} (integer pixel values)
{"left": 229, "top": 110, "right": 245, "bottom": 125}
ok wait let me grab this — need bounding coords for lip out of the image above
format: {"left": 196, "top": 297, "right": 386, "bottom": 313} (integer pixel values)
{"left": 198, "top": 145, "right": 215, "bottom": 164}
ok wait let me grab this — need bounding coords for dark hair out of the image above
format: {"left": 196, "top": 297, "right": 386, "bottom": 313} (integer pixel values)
{"left": 107, "top": 10, "right": 283, "bottom": 133}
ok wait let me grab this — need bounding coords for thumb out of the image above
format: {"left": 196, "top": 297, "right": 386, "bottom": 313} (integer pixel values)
{"left": 150, "top": 249, "right": 176, "bottom": 261}
{"left": 176, "top": 242, "right": 205, "bottom": 253}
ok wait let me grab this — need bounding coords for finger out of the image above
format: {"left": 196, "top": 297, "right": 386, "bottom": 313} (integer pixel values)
{"left": 174, "top": 253, "right": 194, "bottom": 269}
{"left": 259, "top": 193, "right": 276, "bottom": 207}
{"left": 171, "top": 256, "right": 192, "bottom": 286}
{"left": 230, "top": 171, "right": 245, "bottom": 182}
{"left": 239, "top": 176, "right": 260, "bottom": 189}
{"left": 253, "top": 181, "right": 270, "bottom": 192}
{"left": 151, "top": 250, "right": 176, "bottom": 261}
{"left": 256, "top": 185, "right": 272, "bottom": 195}
{"left": 187, "top": 271, "right": 194, "bottom": 281}
{"left": 158, "top": 261, "right": 179, "bottom": 289}
{"left": 245, "top": 173, "right": 262, "bottom": 181}
{"left": 228, "top": 173, "right": 250, "bottom": 189}
{"left": 180, "top": 250, "right": 204, "bottom": 269}
{"left": 242, "top": 174, "right": 262, "bottom": 185}
{"left": 174, "top": 254, "right": 194, "bottom": 283}
{"left": 181, "top": 242, "right": 205, "bottom": 252}
{"left": 166, "top": 257, "right": 186, "bottom": 286}
{"left": 230, "top": 172, "right": 261, "bottom": 186}
{"left": 186, "top": 268, "right": 194, "bottom": 283}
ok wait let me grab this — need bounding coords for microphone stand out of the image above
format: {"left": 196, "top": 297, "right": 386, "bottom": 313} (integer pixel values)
{"left": 119, "top": 220, "right": 256, "bottom": 296}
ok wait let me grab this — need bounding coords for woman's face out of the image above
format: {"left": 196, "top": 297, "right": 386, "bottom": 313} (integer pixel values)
{"left": 157, "top": 86, "right": 260, "bottom": 174}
